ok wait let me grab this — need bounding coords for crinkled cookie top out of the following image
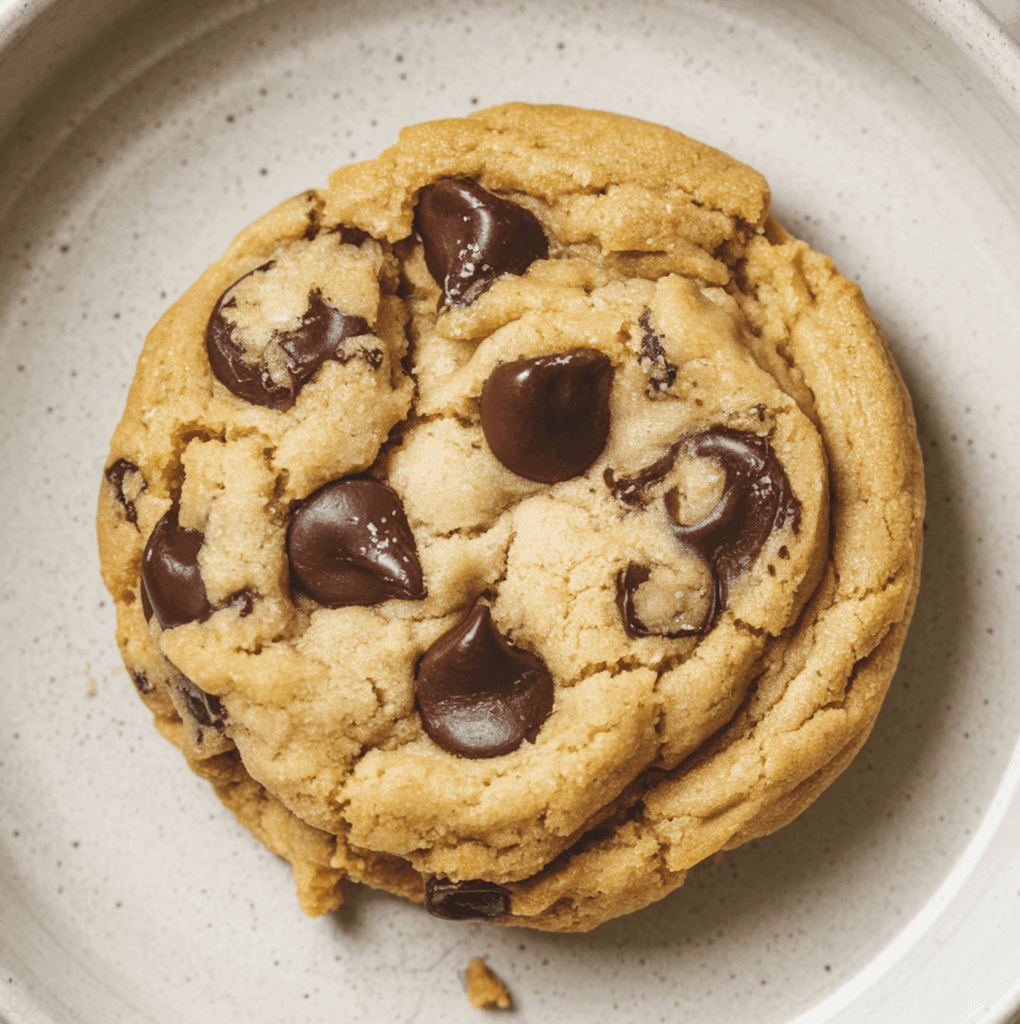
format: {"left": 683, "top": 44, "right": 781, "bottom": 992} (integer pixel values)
{"left": 98, "top": 103, "right": 923, "bottom": 932}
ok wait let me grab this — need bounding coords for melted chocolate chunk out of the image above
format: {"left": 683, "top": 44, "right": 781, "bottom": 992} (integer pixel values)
{"left": 105, "top": 458, "right": 145, "bottom": 525}
{"left": 425, "top": 877, "right": 511, "bottom": 921}
{"left": 414, "top": 178, "right": 548, "bottom": 308}
{"left": 287, "top": 479, "right": 426, "bottom": 608}
{"left": 177, "top": 678, "right": 227, "bottom": 731}
{"left": 206, "top": 266, "right": 372, "bottom": 410}
{"left": 480, "top": 350, "right": 614, "bottom": 483}
{"left": 658, "top": 428, "right": 799, "bottom": 634}
{"left": 604, "top": 442, "right": 682, "bottom": 509}
{"left": 637, "top": 310, "right": 677, "bottom": 393}
{"left": 141, "top": 505, "right": 213, "bottom": 630}
{"left": 612, "top": 427, "right": 799, "bottom": 637}
{"left": 416, "top": 603, "right": 554, "bottom": 759}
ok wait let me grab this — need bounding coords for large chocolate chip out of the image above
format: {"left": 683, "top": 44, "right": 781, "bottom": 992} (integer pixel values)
{"left": 425, "top": 877, "right": 511, "bottom": 921}
{"left": 480, "top": 350, "right": 614, "bottom": 484}
{"left": 416, "top": 603, "right": 553, "bottom": 759}
{"left": 414, "top": 178, "right": 548, "bottom": 308}
{"left": 287, "top": 479, "right": 426, "bottom": 608}
{"left": 206, "top": 265, "right": 372, "bottom": 410}
{"left": 105, "top": 458, "right": 146, "bottom": 525}
{"left": 141, "top": 505, "right": 213, "bottom": 630}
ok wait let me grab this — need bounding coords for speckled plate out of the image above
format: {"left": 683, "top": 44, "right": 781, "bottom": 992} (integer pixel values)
{"left": 2, "top": 0, "right": 1020, "bottom": 1021}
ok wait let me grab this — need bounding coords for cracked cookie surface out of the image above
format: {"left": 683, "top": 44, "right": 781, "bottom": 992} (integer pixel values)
{"left": 97, "top": 103, "right": 924, "bottom": 932}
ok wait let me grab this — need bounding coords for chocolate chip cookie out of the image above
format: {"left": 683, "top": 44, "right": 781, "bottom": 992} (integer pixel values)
{"left": 97, "top": 103, "right": 924, "bottom": 932}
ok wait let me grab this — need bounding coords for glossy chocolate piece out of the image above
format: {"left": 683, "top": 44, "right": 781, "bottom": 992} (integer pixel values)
{"left": 480, "top": 350, "right": 614, "bottom": 483}
{"left": 177, "top": 678, "right": 227, "bottom": 731}
{"left": 141, "top": 505, "right": 213, "bottom": 630}
{"left": 414, "top": 178, "right": 548, "bottom": 308}
{"left": 105, "top": 458, "right": 145, "bottom": 525}
{"left": 140, "top": 576, "right": 154, "bottom": 622}
{"left": 425, "top": 876, "right": 511, "bottom": 921}
{"left": 140, "top": 506, "right": 259, "bottom": 629}
{"left": 206, "top": 265, "right": 372, "bottom": 410}
{"left": 416, "top": 603, "right": 553, "bottom": 759}
{"left": 637, "top": 309, "right": 677, "bottom": 393}
{"left": 665, "top": 428, "right": 799, "bottom": 610}
{"left": 287, "top": 479, "right": 425, "bottom": 608}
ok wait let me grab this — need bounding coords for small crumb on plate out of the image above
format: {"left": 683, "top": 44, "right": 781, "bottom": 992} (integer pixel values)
{"left": 465, "top": 957, "right": 511, "bottom": 1010}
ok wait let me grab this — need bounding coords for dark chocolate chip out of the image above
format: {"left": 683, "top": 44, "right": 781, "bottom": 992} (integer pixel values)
{"left": 177, "top": 678, "right": 227, "bottom": 731}
{"left": 615, "top": 562, "right": 715, "bottom": 639}
{"left": 287, "top": 479, "right": 426, "bottom": 608}
{"left": 140, "top": 506, "right": 259, "bottom": 629}
{"left": 480, "top": 350, "right": 614, "bottom": 483}
{"left": 105, "top": 458, "right": 146, "bottom": 525}
{"left": 637, "top": 309, "right": 677, "bottom": 393}
{"left": 424, "top": 876, "right": 511, "bottom": 921}
{"left": 130, "top": 670, "right": 154, "bottom": 694}
{"left": 414, "top": 178, "right": 548, "bottom": 308}
{"left": 415, "top": 602, "right": 553, "bottom": 759}
{"left": 141, "top": 505, "right": 213, "bottom": 629}
{"left": 206, "top": 266, "right": 371, "bottom": 410}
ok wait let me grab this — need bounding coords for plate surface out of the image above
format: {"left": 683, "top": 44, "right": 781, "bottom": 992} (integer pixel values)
{"left": 2, "top": 1, "right": 1020, "bottom": 1021}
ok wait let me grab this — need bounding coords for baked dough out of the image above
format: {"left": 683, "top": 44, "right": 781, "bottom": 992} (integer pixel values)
{"left": 97, "top": 103, "right": 924, "bottom": 932}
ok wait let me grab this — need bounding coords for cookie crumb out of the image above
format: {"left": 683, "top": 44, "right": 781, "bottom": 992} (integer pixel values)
{"left": 465, "top": 957, "right": 511, "bottom": 1010}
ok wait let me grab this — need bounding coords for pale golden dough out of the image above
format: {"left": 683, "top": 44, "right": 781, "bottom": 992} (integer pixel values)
{"left": 97, "top": 104, "right": 923, "bottom": 932}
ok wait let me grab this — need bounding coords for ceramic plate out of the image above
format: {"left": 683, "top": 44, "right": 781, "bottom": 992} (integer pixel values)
{"left": 2, "top": 0, "right": 1020, "bottom": 1020}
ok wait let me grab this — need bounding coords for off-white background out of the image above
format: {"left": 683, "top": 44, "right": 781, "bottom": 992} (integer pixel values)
{"left": 1, "top": 1, "right": 1020, "bottom": 1022}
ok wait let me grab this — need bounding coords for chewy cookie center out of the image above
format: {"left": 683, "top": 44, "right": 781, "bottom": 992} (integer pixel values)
{"left": 123, "top": 161, "right": 817, "bottom": 842}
